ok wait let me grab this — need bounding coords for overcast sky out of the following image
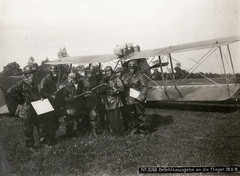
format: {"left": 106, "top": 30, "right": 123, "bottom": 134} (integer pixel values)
{"left": 0, "top": 0, "right": 240, "bottom": 73}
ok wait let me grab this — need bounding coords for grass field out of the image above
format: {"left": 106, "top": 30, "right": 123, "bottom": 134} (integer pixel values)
{"left": 0, "top": 108, "right": 240, "bottom": 176}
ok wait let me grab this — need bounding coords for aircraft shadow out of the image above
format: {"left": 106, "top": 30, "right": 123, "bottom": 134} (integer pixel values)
{"left": 147, "top": 102, "right": 240, "bottom": 113}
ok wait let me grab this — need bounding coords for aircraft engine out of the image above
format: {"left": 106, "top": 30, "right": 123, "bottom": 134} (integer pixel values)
{"left": 113, "top": 43, "right": 140, "bottom": 56}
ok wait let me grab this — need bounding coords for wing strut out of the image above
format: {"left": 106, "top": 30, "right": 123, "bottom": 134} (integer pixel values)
{"left": 158, "top": 56, "right": 170, "bottom": 99}
{"left": 113, "top": 59, "right": 121, "bottom": 71}
{"left": 219, "top": 46, "right": 230, "bottom": 96}
{"left": 169, "top": 54, "right": 183, "bottom": 98}
{"left": 227, "top": 44, "right": 237, "bottom": 85}
{"left": 57, "top": 65, "right": 61, "bottom": 88}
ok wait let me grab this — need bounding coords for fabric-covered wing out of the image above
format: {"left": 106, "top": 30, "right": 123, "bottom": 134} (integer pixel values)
{"left": 121, "top": 35, "right": 240, "bottom": 60}
{"left": 46, "top": 54, "right": 119, "bottom": 65}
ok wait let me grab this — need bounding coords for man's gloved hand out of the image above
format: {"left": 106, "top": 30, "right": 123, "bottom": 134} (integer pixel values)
{"left": 85, "top": 90, "right": 92, "bottom": 97}
{"left": 107, "top": 87, "right": 117, "bottom": 96}
{"left": 137, "top": 94, "right": 145, "bottom": 102}
{"left": 65, "top": 97, "right": 74, "bottom": 102}
{"left": 50, "top": 94, "right": 56, "bottom": 100}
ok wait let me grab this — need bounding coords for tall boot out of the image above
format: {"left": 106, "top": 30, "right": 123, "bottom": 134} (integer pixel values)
{"left": 138, "top": 114, "right": 149, "bottom": 134}
{"left": 89, "top": 106, "right": 99, "bottom": 137}
{"left": 64, "top": 115, "right": 75, "bottom": 137}
{"left": 89, "top": 129, "right": 98, "bottom": 137}
{"left": 128, "top": 107, "right": 138, "bottom": 135}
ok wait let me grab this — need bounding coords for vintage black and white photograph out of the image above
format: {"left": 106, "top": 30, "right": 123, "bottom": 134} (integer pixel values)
{"left": 0, "top": 0, "right": 240, "bottom": 175}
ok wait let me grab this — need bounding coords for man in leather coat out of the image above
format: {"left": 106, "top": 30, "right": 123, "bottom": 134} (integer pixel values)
{"left": 121, "top": 60, "right": 149, "bottom": 134}
{"left": 62, "top": 72, "right": 78, "bottom": 137}
{"left": 103, "top": 66, "right": 124, "bottom": 136}
{"left": 77, "top": 68, "right": 100, "bottom": 137}
{"left": 7, "top": 65, "right": 40, "bottom": 151}
{"left": 39, "top": 65, "right": 61, "bottom": 147}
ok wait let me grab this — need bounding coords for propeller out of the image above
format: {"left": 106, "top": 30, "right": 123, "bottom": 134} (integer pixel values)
{"left": 148, "top": 62, "right": 169, "bottom": 70}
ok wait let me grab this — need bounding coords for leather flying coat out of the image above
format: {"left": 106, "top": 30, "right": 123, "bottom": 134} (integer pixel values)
{"left": 103, "top": 73, "right": 124, "bottom": 110}
{"left": 122, "top": 70, "right": 149, "bottom": 105}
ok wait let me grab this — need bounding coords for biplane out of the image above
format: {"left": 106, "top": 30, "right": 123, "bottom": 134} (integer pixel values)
{"left": 45, "top": 35, "right": 240, "bottom": 106}
{"left": 0, "top": 35, "right": 240, "bottom": 115}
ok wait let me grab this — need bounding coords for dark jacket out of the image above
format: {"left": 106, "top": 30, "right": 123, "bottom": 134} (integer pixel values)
{"left": 39, "top": 74, "right": 57, "bottom": 99}
{"left": 63, "top": 81, "right": 77, "bottom": 109}
{"left": 103, "top": 73, "right": 124, "bottom": 110}
{"left": 7, "top": 78, "right": 40, "bottom": 105}
{"left": 122, "top": 71, "right": 149, "bottom": 105}
{"left": 77, "top": 76, "right": 100, "bottom": 108}
{"left": 39, "top": 74, "right": 60, "bottom": 109}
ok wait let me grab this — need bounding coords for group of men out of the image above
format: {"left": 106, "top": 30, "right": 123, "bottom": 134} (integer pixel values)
{"left": 7, "top": 60, "right": 149, "bottom": 152}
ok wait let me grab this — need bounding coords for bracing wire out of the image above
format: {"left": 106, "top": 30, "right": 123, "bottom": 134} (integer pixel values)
{"left": 166, "top": 47, "right": 218, "bottom": 92}
{"left": 178, "top": 51, "right": 229, "bottom": 81}
{"left": 179, "top": 47, "right": 217, "bottom": 81}
{"left": 107, "top": 61, "right": 116, "bottom": 68}
{"left": 148, "top": 56, "right": 156, "bottom": 65}
{"left": 142, "top": 73, "right": 162, "bottom": 88}
{"left": 178, "top": 52, "right": 218, "bottom": 74}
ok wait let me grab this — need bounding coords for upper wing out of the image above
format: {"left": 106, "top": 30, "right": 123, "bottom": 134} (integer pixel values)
{"left": 45, "top": 53, "right": 119, "bottom": 65}
{"left": 121, "top": 35, "right": 240, "bottom": 60}
{"left": 46, "top": 35, "right": 240, "bottom": 64}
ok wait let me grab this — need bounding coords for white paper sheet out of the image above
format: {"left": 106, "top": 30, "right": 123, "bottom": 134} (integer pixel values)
{"left": 31, "top": 99, "right": 54, "bottom": 115}
{"left": 0, "top": 105, "right": 10, "bottom": 114}
{"left": 129, "top": 88, "right": 140, "bottom": 99}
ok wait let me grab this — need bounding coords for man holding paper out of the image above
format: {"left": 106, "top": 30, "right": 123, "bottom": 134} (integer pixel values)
{"left": 122, "top": 60, "right": 149, "bottom": 135}
{"left": 7, "top": 65, "right": 40, "bottom": 152}
{"left": 39, "top": 65, "right": 61, "bottom": 147}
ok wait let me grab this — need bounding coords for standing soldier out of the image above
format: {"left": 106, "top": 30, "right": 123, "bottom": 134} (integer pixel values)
{"left": 92, "top": 66, "right": 103, "bottom": 83}
{"left": 7, "top": 65, "right": 40, "bottom": 152}
{"left": 76, "top": 65, "right": 85, "bottom": 81}
{"left": 77, "top": 68, "right": 100, "bottom": 137}
{"left": 122, "top": 60, "right": 149, "bottom": 135}
{"left": 151, "top": 68, "right": 162, "bottom": 80}
{"left": 39, "top": 65, "right": 61, "bottom": 147}
{"left": 62, "top": 73, "right": 78, "bottom": 137}
{"left": 93, "top": 66, "right": 106, "bottom": 132}
{"left": 115, "top": 67, "right": 124, "bottom": 78}
{"left": 115, "top": 67, "right": 128, "bottom": 133}
{"left": 103, "top": 66, "right": 124, "bottom": 136}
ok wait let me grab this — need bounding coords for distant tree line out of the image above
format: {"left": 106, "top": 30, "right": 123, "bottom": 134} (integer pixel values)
{"left": 1, "top": 47, "right": 72, "bottom": 80}
{"left": 151, "top": 71, "right": 240, "bottom": 80}
{"left": 2, "top": 57, "right": 51, "bottom": 79}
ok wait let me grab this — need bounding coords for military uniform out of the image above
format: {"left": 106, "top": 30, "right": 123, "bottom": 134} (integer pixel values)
{"left": 77, "top": 69, "right": 100, "bottom": 136}
{"left": 93, "top": 66, "right": 107, "bottom": 131}
{"left": 62, "top": 75, "right": 78, "bottom": 136}
{"left": 39, "top": 73, "right": 61, "bottom": 145}
{"left": 103, "top": 66, "right": 124, "bottom": 136}
{"left": 151, "top": 69, "right": 162, "bottom": 80}
{"left": 7, "top": 66, "right": 40, "bottom": 149}
{"left": 115, "top": 67, "right": 128, "bottom": 131}
{"left": 122, "top": 60, "right": 149, "bottom": 134}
